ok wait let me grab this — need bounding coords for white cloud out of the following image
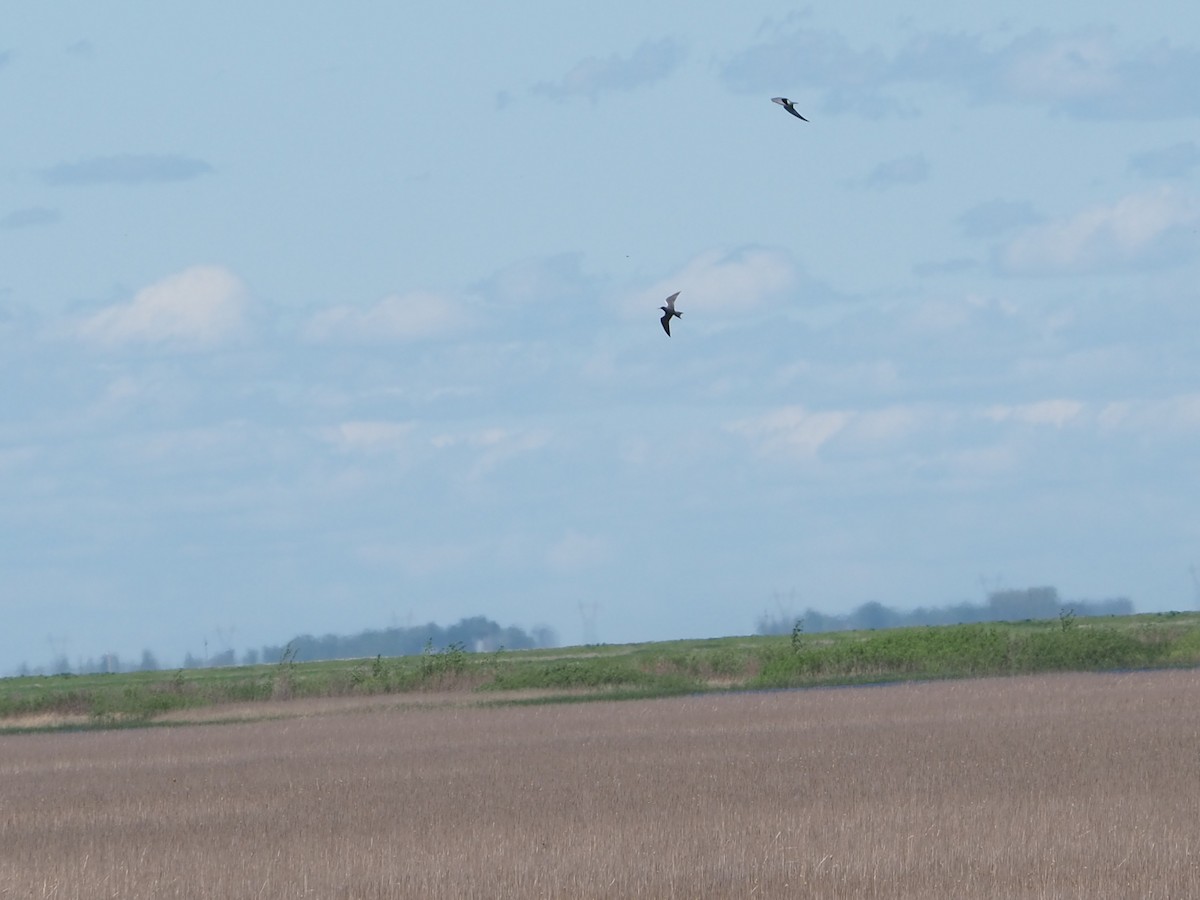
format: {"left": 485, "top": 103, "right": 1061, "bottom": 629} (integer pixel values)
{"left": 471, "top": 253, "right": 591, "bottom": 307}
{"left": 727, "top": 405, "right": 850, "bottom": 459}
{"left": 727, "top": 400, "right": 1044, "bottom": 488}
{"left": 984, "top": 399, "right": 1084, "bottom": 428}
{"left": 323, "top": 420, "right": 416, "bottom": 454}
{"left": 120, "top": 422, "right": 259, "bottom": 468}
{"left": 729, "top": 403, "right": 940, "bottom": 464}
{"left": 998, "top": 188, "right": 1199, "bottom": 275}
{"left": 85, "top": 374, "right": 146, "bottom": 420}
{"left": 629, "top": 247, "right": 798, "bottom": 318}
{"left": 844, "top": 405, "right": 924, "bottom": 443}
{"left": 731, "top": 394, "right": 1200, "bottom": 481}
{"left": 305, "top": 290, "right": 465, "bottom": 342}
{"left": 78, "top": 265, "right": 247, "bottom": 347}
{"left": 1097, "top": 394, "right": 1200, "bottom": 436}
{"left": 997, "top": 31, "right": 1119, "bottom": 105}
{"left": 321, "top": 420, "right": 550, "bottom": 478}
{"left": 430, "top": 426, "right": 551, "bottom": 478}
{"left": 906, "top": 292, "right": 1012, "bottom": 334}
{"left": 995, "top": 32, "right": 1200, "bottom": 120}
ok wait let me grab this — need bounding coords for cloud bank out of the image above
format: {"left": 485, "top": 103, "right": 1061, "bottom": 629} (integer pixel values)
{"left": 0, "top": 207, "right": 61, "bottom": 229}
{"left": 998, "top": 188, "right": 1199, "bottom": 275}
{"left": 723, "top": 26, "right": 1200, "bottom": 120}
{"left": 42, "top": 154, "right": 214, "bottom": 186}
{"left": 533, "top": 37, "right": 685, "bottom": 102}
{"left": 631, "top": 246, "right": 799, "bottom": 318}
{"left": 305, "top": 291, "right": 467, "bottom": 343}
{"left": 78, "top": 265, "right": 247, "bottom": 347}
{"left": 1129, "top": 142, "right": 1200, "bottom": 179}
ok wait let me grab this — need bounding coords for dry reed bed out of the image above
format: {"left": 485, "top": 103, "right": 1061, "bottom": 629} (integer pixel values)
{"left": 1, "top": 670, "right": 1198, "bottom": 898}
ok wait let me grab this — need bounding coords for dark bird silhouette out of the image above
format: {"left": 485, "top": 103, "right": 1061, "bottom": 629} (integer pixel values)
{"left": 659, "top": 291, "right": 682, "bottom": 336}
{"left": 771, "top": 97, "right": 808, "bottom": 121}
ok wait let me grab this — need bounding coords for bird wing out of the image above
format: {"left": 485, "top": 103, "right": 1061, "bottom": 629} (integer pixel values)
{"left": 771, "top": 97, "right": 808, "bottom": 120}
{"left": 660, "top": 312, "right": 672, "bottom": 336}
{"left": 663, "top": 291, "right": 680, "bottom": 312}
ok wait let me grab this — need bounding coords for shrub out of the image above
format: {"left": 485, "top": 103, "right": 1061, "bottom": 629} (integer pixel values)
{"left": 484, "top": 658, "right": 655, "bottom": 692}
{"left": 1008, "top": 627, "right": 1160, "bottom": 672}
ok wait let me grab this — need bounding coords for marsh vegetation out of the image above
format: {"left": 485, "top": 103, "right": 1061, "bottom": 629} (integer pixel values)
{"left": 2, "top": 670, "right": 1197, "bottom": 898}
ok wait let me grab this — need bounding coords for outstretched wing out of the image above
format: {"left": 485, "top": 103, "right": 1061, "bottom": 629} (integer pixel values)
{"left": 660, "top": 312, "right": 672, "bottom": 336}
{"left": 771, "top": 97, "right": 808, "bottom": 121}
{"left": 663, "top": 291, "right": 680, "bottom": 312}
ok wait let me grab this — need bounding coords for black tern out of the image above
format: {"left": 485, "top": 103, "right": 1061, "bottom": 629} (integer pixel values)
{"left": 771, "top": 97, "right": 809, "bottom": 121}
{"left": 659, "top": 291, "right": 682, "bottom": 336}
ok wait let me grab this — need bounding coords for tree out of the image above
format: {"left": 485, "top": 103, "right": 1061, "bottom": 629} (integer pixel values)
{"left": 852, "top": 601, "right": 897, "bottom": 631}
{"left": 208, "top": 649, "right": 236, "bottom": 668}
{"left": 986, "top": 587, "right": 1060, "bottom": 621}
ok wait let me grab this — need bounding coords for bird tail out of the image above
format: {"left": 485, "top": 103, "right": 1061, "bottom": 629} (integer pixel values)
{"left": 676, "top": 311, "right": 683, "bottom": 317}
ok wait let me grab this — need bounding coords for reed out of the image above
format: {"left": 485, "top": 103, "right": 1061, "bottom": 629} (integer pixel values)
{"left": 2, "top": 669, "right": 1197, "bottom": 898}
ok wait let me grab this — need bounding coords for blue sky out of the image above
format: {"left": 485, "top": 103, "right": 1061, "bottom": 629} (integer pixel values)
{"left": 3, "top": 2, "right": 1199, "bottom": 669}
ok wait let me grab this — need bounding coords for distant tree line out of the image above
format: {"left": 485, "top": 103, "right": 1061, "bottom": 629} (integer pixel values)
{"left": 756, "top": 586, "right": 1134, "bottom": 636}
{"left": 13, "top": 649, "right": 160, "bottom": 678}
{"left": 11, "top": 616, "right": 556, "bottom": 676}
{"left": 258, "top": 615, "right": 556, "bottom": 664}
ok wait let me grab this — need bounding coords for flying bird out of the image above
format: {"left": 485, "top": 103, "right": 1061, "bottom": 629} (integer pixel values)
{"left": 659, "top": 291, "right": 682, "bottom": 336}
{"left": 771, "top": 97, "right": 808, "bottom": 121}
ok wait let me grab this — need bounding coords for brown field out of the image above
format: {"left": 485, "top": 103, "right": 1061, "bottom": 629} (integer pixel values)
{"left": 2, "top": 671, "right": 1198, "bottom": 899}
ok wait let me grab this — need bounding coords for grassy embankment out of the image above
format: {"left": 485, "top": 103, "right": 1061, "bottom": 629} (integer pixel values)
{"left": 3, "top": 611, "right": 1198, "bottom": 728}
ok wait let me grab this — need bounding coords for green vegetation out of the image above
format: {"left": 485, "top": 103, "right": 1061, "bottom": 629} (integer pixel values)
{"left": 3, "top": 612, "right": 1198, "bottom": 729}
{"left": 757, "top": 618, "right": 1170, "bottom": 687}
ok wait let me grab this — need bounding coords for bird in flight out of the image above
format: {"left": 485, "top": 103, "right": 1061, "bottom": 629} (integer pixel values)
{"left": 771, "top": 97, "right": 808, "bottom": 121}
{"left": 660, "top": 291, "right": 682, "bottom": 336}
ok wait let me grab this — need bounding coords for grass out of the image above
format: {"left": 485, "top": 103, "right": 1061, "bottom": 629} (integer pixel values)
{"left": 1, "top": 669, "right": 1198, "bottom": 897}
{"left": 2, "top": 611, "right": 1198, "bottom": 728}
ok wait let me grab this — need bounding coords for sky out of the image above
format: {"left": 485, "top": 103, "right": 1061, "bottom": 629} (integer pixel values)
{"left": 3, "top": 2, "right": 1200, "bottom": 670}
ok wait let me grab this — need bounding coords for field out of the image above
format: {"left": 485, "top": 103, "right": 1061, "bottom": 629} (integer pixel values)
{"left": 4, "top": 612, "right": 1200, "bottom": 727}
{"left": 3, "top": 669, "right": 1198, "bottom": 898}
